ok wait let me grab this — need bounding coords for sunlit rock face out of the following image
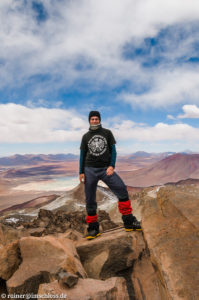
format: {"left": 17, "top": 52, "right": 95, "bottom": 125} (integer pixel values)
{"left": 134, "top": 183, "right": 199, "bottom": 300}
{"left": 76, "top": 228, "right": 145, "bottom": 280}
{"left": 6, "top": 235, "right": 87, "bottom": 294}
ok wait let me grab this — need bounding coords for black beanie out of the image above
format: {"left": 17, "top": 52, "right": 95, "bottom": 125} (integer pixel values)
{"left": 88, "top": 111, "right": 101, "bottom": 122}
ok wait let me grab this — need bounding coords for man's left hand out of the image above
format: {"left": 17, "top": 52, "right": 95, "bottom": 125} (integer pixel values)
{"left": 106, "top": 166, "right": 114, "bottom": 176}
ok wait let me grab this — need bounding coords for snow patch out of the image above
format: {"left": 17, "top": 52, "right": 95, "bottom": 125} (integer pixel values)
{"left": 147, "top": 186, "right": 164, "bottom": 198}
{"left": 97, "top": 186, "right": 118, "bottom": 210}
{"left": 5, "top": 217, "right": 19, "bottom": 223}
{"left": 20, "top": 193, "right": 72, "bottom": 216}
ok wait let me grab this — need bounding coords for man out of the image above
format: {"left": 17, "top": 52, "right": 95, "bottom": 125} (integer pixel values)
{"left": 79, "top": 111, "right": 141, "bottom": 239}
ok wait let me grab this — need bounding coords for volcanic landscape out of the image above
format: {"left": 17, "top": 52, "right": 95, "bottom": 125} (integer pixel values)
{"left": 0, "top": 151, "right": 199, "bottom": 213}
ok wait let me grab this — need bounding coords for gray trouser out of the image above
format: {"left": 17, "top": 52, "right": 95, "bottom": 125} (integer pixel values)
{"left": 84, "top": 166, "right": 129, "bottom": 215}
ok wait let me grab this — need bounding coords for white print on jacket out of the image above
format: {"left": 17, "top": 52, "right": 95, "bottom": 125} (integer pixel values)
{"left": 88, "top": 135, "right": 107, "bottom": 156}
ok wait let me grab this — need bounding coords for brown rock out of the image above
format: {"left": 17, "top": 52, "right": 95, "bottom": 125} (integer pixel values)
{"left": 6, "top": 235, "right": 87, "bottom": 294}
{"left": 38, "top": 277, "right": 129, "bottom": 300}
{"left": 1, "top": 208, "right": 117, "bottom": 240}
{"left": 0, "top": 240, "right": 21, "bottom": 280}
{"left": 28, "top": 209, "right": 87, "bottom": 235}
{"left": 0, "top": 223, "right": 29, "bottom": 245}
{"left": 30, "top": 227, "right": 45, "bottom": 237}
{"left": 58, "top": 271, "right": 78, "bottom": 288}
{"left": 76, "top": 227, "right": 145, "bottom": 280}
{"left": 63, "top": 230, "right": 83, "bottom": 242}
{"left": 38, "top": 209, "right": 54, "bottom": 220}
{"left": 140, "top": 185, "right": 199, "bottom": 300}
{"left": 132, "top": 250, "right": 169, "bottom": 300}
{"left": 100, "top": 219, "right": 118, "bottom": 231}
{"left": 72, "top": 183, "right": 106, "bottom": 204}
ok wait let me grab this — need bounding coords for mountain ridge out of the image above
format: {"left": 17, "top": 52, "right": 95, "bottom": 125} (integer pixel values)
{"left": 119, "top": 153, "right": 199, "bottom": 187}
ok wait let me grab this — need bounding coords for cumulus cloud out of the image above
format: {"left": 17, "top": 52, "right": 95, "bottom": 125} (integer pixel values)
{"left": 178, "top": 104, "right": 199, "bottom": 118}
{"left": 1, "top": 103, "right": 199, "bottom": 156}
{"left": 111, "top": 120, "right": 199, "bottom": 142}
{"left": 120, "top": 68, "right": 199, "bottom": 108}
{"left": 0, "top": 0, "right": 199, "bottom": 107}
{"left": 0, "top": 103, "right": 88, "bottom": 143}
{"left": 1, "top": 103, "right": 199, "bottom": 145}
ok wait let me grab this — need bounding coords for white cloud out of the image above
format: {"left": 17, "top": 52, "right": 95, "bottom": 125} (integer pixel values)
{"left": 111, "top": 120, "right": 199, "bottom": 142}
{"left": 0, "top": 103, "right": 199, "bottom": 155}
{"left": 167, "top": 115, "right": 176, "bottom": 120}
{"left": 26, "top": 99, "right": 63, "bottom": 108}
{"left": 0, "top": 0, "right": 199, "bottom": 107}
{"left": 0, "top": 103, "right": 88, "bottom": 143}
{"left": 120, "top": 68, "right": 199, "bottom": 108}
{"left": 178, "top": 104, "right": 199, "bottom": 118}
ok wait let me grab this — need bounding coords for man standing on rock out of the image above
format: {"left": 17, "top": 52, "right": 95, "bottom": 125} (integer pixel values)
{"left": 79, "top": 111, "right": 141, "bottom": 239}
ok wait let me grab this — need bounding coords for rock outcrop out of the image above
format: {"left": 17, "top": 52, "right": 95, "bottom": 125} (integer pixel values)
{"left": 76, "top": 228, "right": 145, "bottom": 280}
{"left": 0, "top": 240, "right": 21, "bottom": 280}
{"left": 38, "top": 277, "right": 129, "bottom": 300}
{"left": 7, "top": 235, "right": 87, "bottom": 294}
{"left": 0, "top": 223, "right": 30, "bottom": 245}
{"left": 134, "top": 184, "right": 199, "bottom": 300}
{"left": 2, "top": 208, "right": 118, "bottom": 236}
{"left": 0, "top": 182, "right": 198, "bottom": 300}
{"left": 132, "top": 249, "right": 169, "bottom": 300}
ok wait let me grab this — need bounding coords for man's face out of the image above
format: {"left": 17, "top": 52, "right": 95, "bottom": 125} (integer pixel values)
{"left": 90, "top": 116, "right": 100, "bottom": 125}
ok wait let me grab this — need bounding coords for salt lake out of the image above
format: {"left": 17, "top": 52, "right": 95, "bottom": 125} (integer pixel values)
{"left": 12, "top": 176, "right": 79, "bottom": 192}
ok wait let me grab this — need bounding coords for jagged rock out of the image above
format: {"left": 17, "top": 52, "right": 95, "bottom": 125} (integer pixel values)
{"left": 72, "top": 183, "right": 107, "bottom": 204}
{"left": 38, "top": 209, "right": 54, "bottom": 219}
{"left": 140, "top": 186, "right": 199, "bottom": 300}
{"left": 100, "top": 219, "right": 118, "bottom": 231}
{"left": 38, "top": 277, "right": 129, "bottom": 300}
{"left": 64, "top": 230, "right": 83, "bottom": 242}
{"left": 30, "top": 228, "right": 45, "bottom": 237}
{"left": 6, "top": 235, "right": 87, "bottom": 294}
{"left": 0, "top": 223, "right": 29, "bottom": 245}
{"left": 58, "top": 271, "right": 78, "bottom": 288}
{"left": 76, "top": 228, "right": 145, "bottom": 280}
{"left": 132, "top": 249, "right": 169, "bottom": 300}
{"left": 0, "top": 240, "right": 22, "bottom": 280}
{"left": 17, "top": 209, "right": 117, "bottom": 237}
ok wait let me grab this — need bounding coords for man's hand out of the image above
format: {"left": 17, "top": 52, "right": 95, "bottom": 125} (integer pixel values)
{"left": 79, "top": 173, "right": 85, "bottom": 183}
{"left": 106, "top": 166, "right": 114, "bottom": 176}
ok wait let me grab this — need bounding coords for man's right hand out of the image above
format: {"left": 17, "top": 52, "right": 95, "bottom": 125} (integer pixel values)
{"left": 79, "top": 173, "right": 85, "bottom": 183}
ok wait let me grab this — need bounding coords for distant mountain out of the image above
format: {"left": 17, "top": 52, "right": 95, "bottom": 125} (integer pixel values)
{"left": 128, "top": 151, "right": 151, "bottom": 159}
{"left": 119, "top": 151, "right": 176, "bottom": 160}
{"left": 180, "top": 150, "right": 196, "bottom": 154}
{"left": 46, "top": 154, "right": 78, "bottom": 161}
{"left": 0, "top": 153, "right": 78, "bottom": 166}
{"left": 120, "top": 153, "right": 199, "bottom": 187}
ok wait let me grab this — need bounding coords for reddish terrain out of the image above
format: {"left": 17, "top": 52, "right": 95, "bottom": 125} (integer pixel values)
{"left": 120, "top": 153, "right": 199, "bottom": 187}
{"left": 0, "top": 194, "right": 59, "bottom": 216}
{"left": 0, "top": 152, "right": 199, "bottom": 211}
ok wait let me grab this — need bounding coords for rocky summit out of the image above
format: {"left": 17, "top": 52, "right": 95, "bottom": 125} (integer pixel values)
{"left": 0, "top": 181, "right": 199, "bottom": 300}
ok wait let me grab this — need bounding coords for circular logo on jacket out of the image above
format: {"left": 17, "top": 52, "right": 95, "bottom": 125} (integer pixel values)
{"left": 88, "top": 135, "right": 107, "bottom": 156}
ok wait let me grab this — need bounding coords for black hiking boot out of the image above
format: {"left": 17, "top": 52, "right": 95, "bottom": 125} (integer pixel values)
{"left": 122, "top": 214, "right": 142, "bottom": 231}
{"left": 86, "top": 222, "right": 101, "bottom": 240}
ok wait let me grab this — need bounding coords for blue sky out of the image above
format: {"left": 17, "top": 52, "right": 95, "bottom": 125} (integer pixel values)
{"left": 0, "top": 0, "right": 199, "bottom": 156}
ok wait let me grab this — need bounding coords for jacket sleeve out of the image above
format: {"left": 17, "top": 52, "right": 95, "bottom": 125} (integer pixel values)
{"left": 79, "top": 149, "right": 86, "bottom": 174}
{"left": 79, "top": 135, "right": 87, "bottom": 174}
{"left": 110, "top": 144, "right": 117, "bottom": 168}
